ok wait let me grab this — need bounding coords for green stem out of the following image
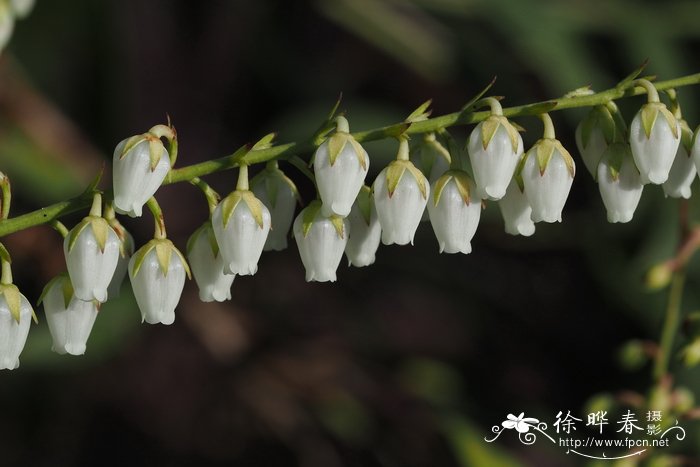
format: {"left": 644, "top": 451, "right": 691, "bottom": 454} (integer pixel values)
{"left": 633, "top": 79, "right": 660, "bottom": 103}
{"left": 540, "top": 113, "right": 556, "bottom": 139}
{"left": 146, "top": 197, "right": 166, "bottom": 239}
{"left": 1, "top": 259, "right": 12, "bottom": 285}
{"left": 190, "top": 177, "right": 220, "bottom": 216}
{"left": 149, "top": 124, "right": 178, "bottom": 167}
{"left": 653, "top": 268, "right": 686, "bottom": 382}
{"left": 0, "top": 72, "right": 698, "bottom": 238}
{"left": 50, "top": 220, "right": 69, "bottom": 238}
{"left": 0, "top": 173, "right": 10, "bottom": 221}
{"left": 396, "top": 137, "right": 410, "bottom": 161}
{"left": 236, "top": 164, "right": 249, "bottom": 191}
{"left": 335, "top": 115, "right": 350, "bottom": 133}
{"left": 474, "top": 97, "right": 503, "bottom": 116}
{"left": 89, "top": 193, "right": 102, "bottom": 217}
{"left": 665, "top": 88, "right": 682, "bottom": 119}
{"left": 289, "top": 155, "right": 316, "bottom": 187}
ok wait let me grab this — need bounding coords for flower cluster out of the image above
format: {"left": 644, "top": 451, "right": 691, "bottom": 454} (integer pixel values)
{"left": 2, "top": 76, "right": 700, "bottom": 369}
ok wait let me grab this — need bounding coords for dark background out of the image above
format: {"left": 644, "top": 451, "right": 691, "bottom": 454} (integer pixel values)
{"left": 0, "top": 0, "right": 699, "bottom": 465}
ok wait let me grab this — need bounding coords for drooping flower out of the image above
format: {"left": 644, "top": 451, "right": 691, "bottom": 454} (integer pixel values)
{"left": 597, "top": 142, "right": 644, "bottom": 223}
{"left": 212, "top": 165, "right": 271, "bottom": 275}
{"left": 293, "top": 201, "right": 349, "bottom": 282}
{"left": 0, "top": 260, "right": 35, "bottom": 370}
{"left": 629, "top": 83, "right": 681, "bottom": 185}
{"left": 64, "top": 194, "right": 120, "bottom": 302}
{"left": 251, "top": 162, "right": 300, "bottom": 251}
{"left": 187, "top": 221, "right": 234, "bottom": 302}
{"left": 498, "top": 177, "right": 535, "bottom": 237}
{"left": 467, "top": 108, "right": 523, "bottom": 200}
{"left": 39, "top": 274, "right": 99, "bottom": 356}
{"left": 106, "top": 216, "right": 135, "bottom": 299}
{"left": 662, "top": 120, "right": 695, "bottom": 199}
{"left": 345, "top": 186, "right": 381, "bottom": 267}
{"left": 373, "top": 138, "right": 430, "bottom": 245}
{"left": 427, "top": 170, "right": 481, "bottom": 254}
{"left": 314, "top": 116, "right": 369, "bottom": 217}
{"left": 575, "top": 105, "right": 616, "bottom": 178}
{"left": 128, "top": 238, "right": 190, "bottom": 325}
{"left": 113, "top": 128, "right": 172, "bottom": 217}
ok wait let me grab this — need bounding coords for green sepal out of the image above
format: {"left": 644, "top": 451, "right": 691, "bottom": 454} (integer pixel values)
{"left": 0, "top": 283, "right": 23, "bottom": 323}
{"left": 326, "top": 133, "right": 368, "bottom": 170}
{"left": 329, "top": 216, "right": 346, "bottom": 239}
{"left": 405, "top": 99, "right": 432, "bottom": 122}
{"left": 659, "top": 106, "right": 679, "bottom": 140}
{"left": 131, "top": 239, "right": 191, "bottom": 280}
{"left": 680, "top": 120, "right": 693, "bottom": 154}
{"left": 580, "top": 105, "right": 616, "bottom": 149}
{"left": 433, "top": 170, "right": 473, "bottom": 206}
{"left": 640, "top": 103, "right": 678, "bottom": 140}
{"left": 186, "top": 222, "right": 220, "bottom": 259}
{"left": 220, "top": 190, "right": 265, "bottom": 229}
{"left": 385, "top": 160, "right": 427, "bottom": 199}
{"left": 481, "top": 116, "right": 520, "bottom": 153}
{"left": 533, "top": 139, "right": 575, "bottom": 178}
{"left": 90, "top": 218, "right": 110, "bottom": 253}
{"left": 38, "top": 273, "right": 74, "bottom": 309}
{"left": 461, "top": 76, "right": 497, "bottom": 111}
{"left": 513, "top": 152, "right": 527, "bottom": 192}
{"left": 148, "top": 137, "right": 165, "bottom": 171}
{"left": 155, "top": 242, "right": 171, "bottom": 276}
{"left": 252, "top": 132, "right": 277, "bottom": 150}
{"left": 0, "top": 243, "right": 11, "bottom": 264}
{"left": 555, "top": 141, "right": 576, "bottom": 178}
{"left": 603, "top": 143, "right": 630, "bottom": 182}
{"left": 356, "top": 185, "right": 372, "bottom": 226}
{"left": 119, "top": 135, "right": 147, "bottom": 160}
{"left": 301, "top": 201, "right": 323, "bottom": 237}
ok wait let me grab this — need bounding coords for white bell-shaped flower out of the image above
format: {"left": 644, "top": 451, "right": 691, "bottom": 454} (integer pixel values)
{"left": 693, "top": 124, "right": 700, "bottom": 175}
{"left": 630, "top": 102, "right": 681, "bottom": 185}
{"left": 113, "top": 131, "right": 171, "bottom": 217}
{"left": 575, "top": 105, "right": 616, "bottom": 179}
{"left": 345, "top": 186, "right": 381, "bottom": 267}
{"left": 39, "top": 274, "right": 99, "bottom": 355}
{"left": 0, "top": 1, "right": 14, "bottom": 53}
{"left": 427, "top": 170, "right": 481, "bottom": 254}
{"left": 597, "top": 142, "right": 644, "bottom": 223}
{"left": 0, "top": 281, "right": 33, "bottom": 370}
{"left": 498, "top": 178, "right": 535, "bottom": 236}
{"left": 521, "top": 138, "right": 575, "bottom": 223}
{"left": 373, "top": 145, "right": 430, "bottom": 245}
{"left": 467, "top": 115, "right": 523, "bottom": 200}
{"left": 128, "top": 239, "right": 190, "bottom": 325}
{"left": 662, "top": 121, "right": 695, "bottom": 199}
{"left": 413, "top": 133, "right": 450, "bottom": 222}
{"left": 187, "top": 222, "right": 234, "bottom": 302}
{"left": 293, "top": 201, "right": 349, "bottom": 282}
{"left": 314, "top": 117, "right": 369, "bottom": 217}
{"left": 106, "top": 219, "right": 134, "bottom": 299}
{"left": 251, "top": 163, "right": 299, "bottom": 251}
{"left": 64, "top": 196, "right": 120, "bottom": 302}
{"left": 212, "top": 176, "right": 271, "bottom": 275}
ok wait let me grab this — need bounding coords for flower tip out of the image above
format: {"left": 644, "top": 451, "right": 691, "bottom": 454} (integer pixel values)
{"left": 64, "top": 343, "right": 87, "bottom": 356}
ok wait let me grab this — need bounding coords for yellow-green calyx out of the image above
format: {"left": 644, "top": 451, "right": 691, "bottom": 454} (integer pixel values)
{"left": 250, "top": 166, "right": 301, "bottom": 209}
{"left": 602, "top": 142, "right": 633, "bottom": 182}
{"left": 640, "top": 102, "right": 678, "bottom": 140}
{"left": 481, "top": 115, "right": 520, "bottom": 153}
{"left": 301, "top": 200, "right": 345, "bottom": 239}
{"left": 385, "top": 160, "right": 428, "bottom": 199}
{"left": 131, "top": 238, "right": 191, "bottom": 279}
{"left": 326, "top": 132, "right": 368, "bottom": 169}
{"left": 67, "top": 216, "right": 112, "bottom": 254}
{"left": 119, "top": 133, "right": 167, "bottom": 171}
{"left": 220, "top": 190, "right": 266, "bottom": 229}
{"left": 186, "top": 222, "right": 220, "bottom": 259}
{"left": 0, "top": 283, "right": 36, "bottom": 324}
{"left": 432, "top": 170, "right": 474, "bottom": 206}
{"left": 580, "top": 105, "right": 616, "bottom": 148}
{"left": 37, "top": 273, "right": 75, "bottom": 309}
{"left": 531, "top": 139, "right": 576, "bottom": 178}
{"left": 356, "top": 186, "right": 372, "bottom": 226}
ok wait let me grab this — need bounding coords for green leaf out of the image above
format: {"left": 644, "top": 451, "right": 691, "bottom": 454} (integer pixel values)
{"left": 640, "top": 104, "right": 660, "bottom": 139}
{"left": 155, "top": 241, "right": 172, "bottom": 276}
{"left": 1, "top": 284, "right": 22, "bottom": 323}
{"left": 90, "top": 218, "right": 110, "bottom": 253}
{"left": 405, "top": 99, "right": 432, "bottom": 122}
{"left": 327, "top": 132, "right": 349, "bottom": 166}
{"left": 302, "top": 201, "right": 322, "bottom": 237}
{"left": 535, "top": 140, "right": 555, "bottom": 175}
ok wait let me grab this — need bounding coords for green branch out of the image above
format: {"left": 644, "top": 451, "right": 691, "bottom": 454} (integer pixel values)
{"left": 0, "top": 72, "right": 698, "bottom": 238}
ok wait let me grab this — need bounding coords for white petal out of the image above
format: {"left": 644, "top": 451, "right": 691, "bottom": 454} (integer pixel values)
{"left": 128, "top": 249, "right": 186, "bottom": 325}
{"left": 64, "top": 226, "right": 120, "bottom": 302}
{"left": 315, "top": 139, "right": 369, "bottom": 217}
{"left": 468, "top": 123, "right": 523, "bottom": 200}
{"left": 44, "top": 279, "right": 98, "bottom": 355}
{"left": 252, "top": 176, "right": 296, "bottom": 251}
{"left": 188, "top": 224, "right": 235, "bottom": 302}
{"left": 212, "top": 196, "right": 271, "bottom": 276}
{"left": 293, "top": 209, "right": 348, "bottom": 282}
{"left": 112, "top": 139, "right": 171, "bottom": 218}
{"left": 662, "top": 145, "right": 695, "bottom": 199}
{"left": 630, "top": 111, "right": 681, "bottom": 185}
{"left": 522, "top": 146, "right": 574, "bottom": 223}
{"left": 427, "top": 179, "right": 481, "bottom": 254}
{"left": 345, "top": 198, "right": 382, "bottom": 267}
{"left": 575, "top": 123, "right": 608, "bottom": 179}
{"left": 498, "top": 179, "right": 535, "bottom": 236}
{"left": 597, "top": 147, "right": 644, "bottom": 223}
{"left": 373, "top": 167, "right": 429, "bottom": 245}
{"left": 0, "top": 293, "right": 31, "bottom": 370}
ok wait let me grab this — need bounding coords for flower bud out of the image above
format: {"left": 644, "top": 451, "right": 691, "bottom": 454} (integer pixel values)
{"left": 212, "top": 187, "right": 271, "bottom": 275}
{"left": 467, "top": 115, "right": 523, "bottom": 200}
{"left": 662, "top": 121, "right": 695, "bottom": 199}
{"left": 113, "top": 134, "right": 171, "bottom": 217}
{"left": 345, "top": 186, "right": 381, "bottom": 267}
{"left": 187, "top": 222, "right": 234, "bottom": 302}
{"left": 597, "top": 142, "right": 644, "bottom": 223}
{"left": 574, "top": 105, "right": 615, "bottom": 178}
{"left": 128, "top": 239, "right": 190, "bottom": 325}
{"left": 498, "top": 178, "right": 535, "bottom": 236}
{"left": 64, "top": 212, "right": 120, "bottom": 302}
{"left": 314, "top": 118, "right": 369, "bottom": 217}
{"left": 293, "top": 201, "right": 349, "bottom": 282}
{"left": 106, "top": 219, "right": 134, "bottom": 299}
{"left": 0, "top": 283, "right": 32, "bottom": 370}
{"left": 630, "top": 102, "right": 681, "bottom": 184}
{"left": 251, "top": 164, "right": 299, "bottom": 251}
{"left": 373, "top": 160, "right": 430, "bottom": 245}
{"left": 521, "top": 138, "right": 575, "bottom": 223}
{"left": 427, "top": 170, "right": 481, "bottom": 254}
{"left": 39, "top": 274, "right": 98, "bottom": 355}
